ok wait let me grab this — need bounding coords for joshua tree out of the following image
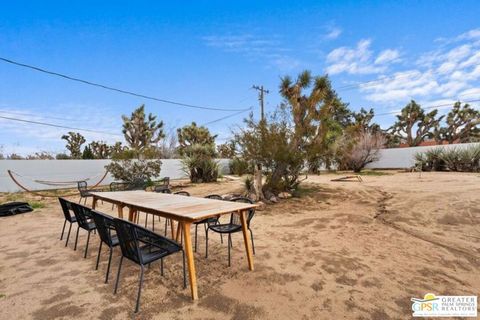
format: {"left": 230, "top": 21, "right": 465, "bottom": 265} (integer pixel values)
{"left": 389, "top": 100, "right": 444, "bottom": 146}
{"left": 217, "top": 140, "right": 237, "bottom": 158}
{"left": 89, "top": 141, "right": 111, "bottom": 159}
{"left": 177, "top": 122, "right": 218, "bottom": 182}
{"left": 439, "top": 102, "right": 480, "bottom": 143}
{"left": 61, "top": 132, "right": 86, "bottom": 159}
{"left": 122, "top": 105, "right": 164, "bottom": 156}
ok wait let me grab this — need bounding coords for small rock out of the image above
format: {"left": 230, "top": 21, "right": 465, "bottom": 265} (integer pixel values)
{"left": 269, "top": 196, "right": 279, "bottom": 203}
{"left": 278, "top": 192, "right": 292, "bottom": 199}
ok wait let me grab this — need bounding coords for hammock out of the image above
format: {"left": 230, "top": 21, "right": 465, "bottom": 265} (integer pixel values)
{"left": 7, "top": 170, "right": 109, "bottom": 197}
{"left": 331, "top": 175, "right": 363, "bottom": 182}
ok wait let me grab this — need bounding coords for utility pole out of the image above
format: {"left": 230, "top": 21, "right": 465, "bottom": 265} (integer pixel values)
{"left": 252, "top": 85, "right": 269, "bottom": 121}
{"left": 251, "top": 85, "right": 269, "bottom": 201}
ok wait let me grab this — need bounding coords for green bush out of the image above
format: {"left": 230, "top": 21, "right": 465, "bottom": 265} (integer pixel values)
{"left": 229, "top": 157, "right": 252, "bottom": 176}
{"left": 105, "top": 159, "right": 162, "bottom": 183}
{"left": 414, "top": 145, "right": 480, "bottom": 172}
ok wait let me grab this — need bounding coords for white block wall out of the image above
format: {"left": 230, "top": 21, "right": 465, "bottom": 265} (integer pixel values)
{"left": 0, "top": 159, "right": 230, "bottom": 193}
{"left": 366, "top": 142, "right": 480, "bottom": 169}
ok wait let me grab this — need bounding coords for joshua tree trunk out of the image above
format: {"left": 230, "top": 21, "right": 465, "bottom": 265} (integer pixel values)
{"left": 253, "top": 163, "right": 264, "bottom": 201}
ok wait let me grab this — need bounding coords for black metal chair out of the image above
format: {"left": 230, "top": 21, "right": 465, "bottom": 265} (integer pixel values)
{"left": 193, "top": 195, "right": 223, "bottom": 252}
{"left": 90, "top": 210, "right": 119, "bottom": 283}
{"left": 70, "top": 202, "right": 97, "bottom": 258}
{"left": 113, "top": 218, "right": 186, "bottom": 313}
{"left": 58, "top": 197, "right": 77, "bottom": 247}
{"left": 205, "top": 197, "right": 256, "bottom": 267}
{"left": 77, "top": 180, "right": 102, "bottom": 205}
{"left": 174, "top": 191, "right": 190, "bottom": 196}
{"left": 153, "top": 177, "right": 170, "bottom": 193}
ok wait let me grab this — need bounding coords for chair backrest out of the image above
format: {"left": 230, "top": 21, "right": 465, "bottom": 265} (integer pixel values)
{"left": 125, "top": 179, "right": 146, "bottom": 191}
{"left": 110, "top": 182, "right": 126, "bottom": 192}
{"left": 77, "top": 181, "right": 89, "bottom": 196}
{"left": 58, "top": 197, "right": 75, "bottom": 222}
{"left": 70, "top": 202, "right": 93, "bottom": 229}
{"left": 160, "top": 177, "right": 170, "bottom": 186}
{"left": 156, "top": 187, "right": 172, "bottom": 194}
{"left": 174, "top": 191, "right": 190, "bottom": 196}
{"left": 113, "top": 218, "right": 142, "bottom": 264}
{"left": 90, "top": 210, "right": 116, "bottom": 246}
{"left": 229, "top": 197, "right": 255, "bottom": 227}
{"left": 205, "top": 194, "right": 222, "bottom": 200}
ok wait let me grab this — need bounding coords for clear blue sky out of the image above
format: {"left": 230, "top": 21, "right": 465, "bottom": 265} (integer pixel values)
{"left": 1, "top": 0, "right": 479, "bottom": 155}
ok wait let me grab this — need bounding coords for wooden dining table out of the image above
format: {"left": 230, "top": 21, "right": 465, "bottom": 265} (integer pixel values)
{"left": 90, "top": 190, "right": 257, "bottom": 300}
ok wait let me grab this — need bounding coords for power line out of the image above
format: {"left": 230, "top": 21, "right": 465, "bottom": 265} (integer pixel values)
{"left": 202, "top": 107, "right": 252, "bottom": 126}
{"left": 374, "top": 98, "right": 480, "bottom": 117}
{"left": 0, "top": 114, "right": 122, "bottom": 136}
{"left": 0, "top": 56, "right": 250, "bottom": 112}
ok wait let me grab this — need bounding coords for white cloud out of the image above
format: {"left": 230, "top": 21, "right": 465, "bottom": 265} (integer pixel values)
{"left": 358, "top": 28, "right": 480, "bottom": 107}
{"left": 202, "top": 33, "right": 300, "bottom": 71}
{"left": 326, "top": 39, "right": 400, "bottom": 75}
{"left": 0, "top": 104, "right": 123, "bottom": 156}
{"left": 324, "top": 26, "right": 342, "bottom": 40}
{"left": 375, "top": 49, "right": 401, "bottom": 64}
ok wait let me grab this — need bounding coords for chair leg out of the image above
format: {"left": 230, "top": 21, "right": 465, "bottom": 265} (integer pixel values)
{"left": 105, "top": 247, "right": 113, "bottom": 284}
{"left": 228, "top": 234, "right": 232, "bottom": 267}
{"left": 84, "top": 230, "right": 91, "bottom": 258}
{"left": 182, "top": 250, "right": 186, "bottom": 289}
{"left": 135, "top": 265, "right": 145, "bottom": 313}
{"left": 65, "top": 223, "right": 73, "bottom": 247}
{"left": 114, "top": 256, "right": 124, "bottom": 294}
{"left": 60, "top": 220, "right": 67, "bottom": 240}
{"left": 194, "top": 224, "right": 198, "bottom": 252}
{"left": 79, "top": 196, "right": 82, "bottom": 203}
{"left": 84, "top": 197, "right": 87, "bottom": 205}
{"left": 152, "top": 214, "right": 155, "bottom": 231}
{"left": 205, "top": 228, "right": 209, "bottom": 258}
{"left": 95, "top": 241, "right": 103, "bottom": 270}
{"left": 249, "top": 229, "right": 255, "bottom": 255}
{"left": 74, "top": 226, "right": 80, "bottom": 251}
{"left": 164, "top": 219, "right": 168, "bottom": 236}
{"left": 144, "top": 213, "right": 148, "bottom": 228}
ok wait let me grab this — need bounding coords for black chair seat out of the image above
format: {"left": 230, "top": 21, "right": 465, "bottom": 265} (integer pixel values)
{"left": 194, "top": 217, "right": 218, "bottom": 225}
{"left": 209, "top": 223, "right": 242, "bottom": 234}
{"left": 85, "top": 221, "right": 96, "bottom": 230}
{"left": 139, "top": 244, "right": 179, "bottom": 264}
{"left": 111, "top": 235, "right": 120, "bottom": 246}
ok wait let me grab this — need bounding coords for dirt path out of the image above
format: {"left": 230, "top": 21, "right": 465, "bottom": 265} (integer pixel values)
{"left": 0, "top": 172, "right": 479, "bottom": 319}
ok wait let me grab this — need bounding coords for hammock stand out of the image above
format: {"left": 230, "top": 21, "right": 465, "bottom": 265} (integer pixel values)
{"left": 331, "top": 175, "right": 363, "bottom": 182}
{"left": 7, "top": 170, "right": 109, "bottom": 198}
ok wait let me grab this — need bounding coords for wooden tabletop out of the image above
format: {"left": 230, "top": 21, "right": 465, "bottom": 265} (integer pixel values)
{"left": 90, "top": 191, "right": 257, "bottom": 222}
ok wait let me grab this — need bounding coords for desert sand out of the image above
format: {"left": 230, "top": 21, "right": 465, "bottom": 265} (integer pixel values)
{"left": 0, "top": 171, "right": 479, "bottom": 319}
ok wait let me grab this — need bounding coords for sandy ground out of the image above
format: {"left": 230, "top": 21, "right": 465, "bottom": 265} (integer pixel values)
{"left": 0, "top": 172, "right": 479, "bottom": 319}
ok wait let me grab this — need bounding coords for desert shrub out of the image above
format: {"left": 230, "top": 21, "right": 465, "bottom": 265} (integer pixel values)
{"left": 181, "top": 144, "right": 218, "bottom": 183}
{"left": 336, "top": 129, "right": 385, "bottom": 172}
{"left": 178, "top": 122, "right": 219, "bottom": 183}
{"left": 105, "top": 159, "right": 162, "bottom": 184}
{"left": 244, "top": 175, "right": 254, "bottom": 193}
{"left": 229, "top": 157, "right": 252, "bottom": 176}
{"left": 415, "top": 147, "right": 445, "bottom": 171}
{"left": 414, "top": 145, "right": 480, "bottom": 172}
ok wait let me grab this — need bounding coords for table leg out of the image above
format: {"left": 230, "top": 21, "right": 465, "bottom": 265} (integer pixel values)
{"left": 240, "top": 210, "right": 254, "bottom": 271}
{"left": 175, "top": 222, "right": 182, "bottom": 242}
{"left": 117, "top": 205, "right": 124, "bottom": 219}
{"left": 92, "top": 197, "right": 98, "bottom": 209}
{"left": 170, "top": 219, "right": 175, "bottom": 239}
{"left": 182, "top": 221, "right": 198, "bottom": 300}
{"left": 128, "top": 207, "right": 136, "bottom": 222}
